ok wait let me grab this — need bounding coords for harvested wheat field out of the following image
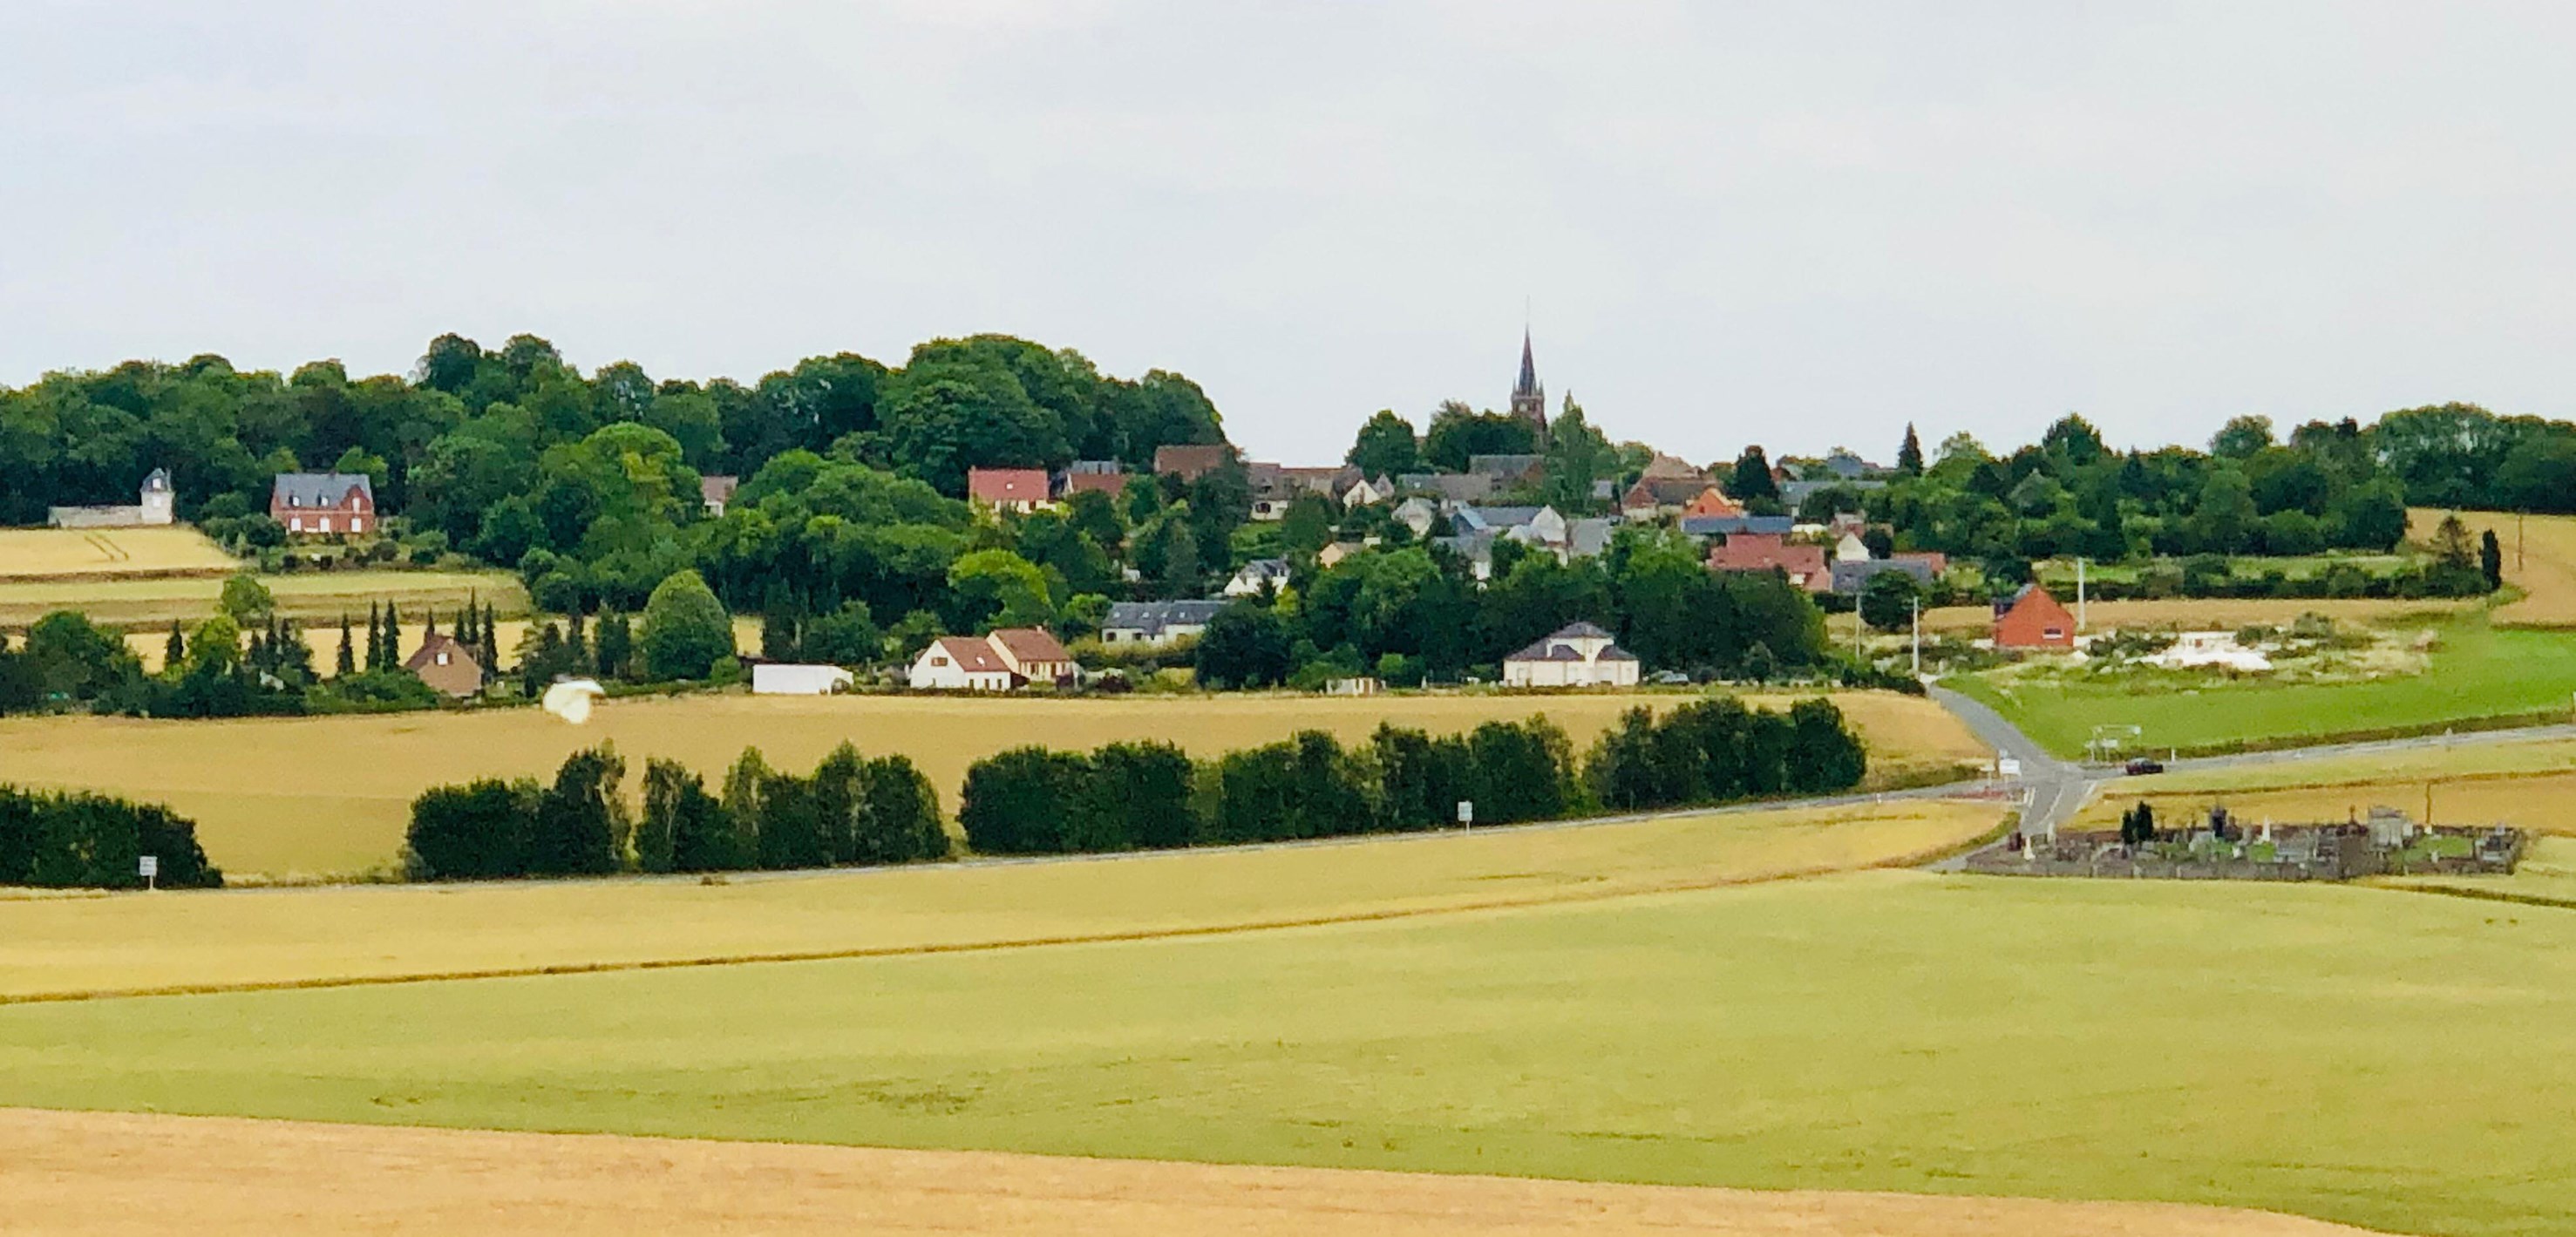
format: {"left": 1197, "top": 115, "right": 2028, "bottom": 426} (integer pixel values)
{"left": 0, "top": 1108, "right": 2372, "bottom": 1237}
{"left": 0, "top": 690, "right": 1988, "bottom": 878}
{"left": 0, "top": 527, "right": 238, "bottom": 581}
{"left": 0, "top": 567, "right": 526, "bottom": 629}
{"left": 2074, "top": 733, "right": 2576, "bottom": 834}
{"left": 2414, "top": 507, "right": 2576, "bottom": 627}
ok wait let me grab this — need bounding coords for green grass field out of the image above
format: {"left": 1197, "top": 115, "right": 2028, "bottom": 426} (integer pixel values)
{"left": 0, "top": 690, "right": 1988, "bottom": 879}
{"left": 1953, "top": 611, "right": 2576, "bottom": 758}
{"left": 2, "top": 872, "right": 2568, "bottom": 1237}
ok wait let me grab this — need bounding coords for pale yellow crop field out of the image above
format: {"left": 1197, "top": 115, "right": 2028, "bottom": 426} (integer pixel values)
{"left": 2072, "top": 735, "right": 2576, "bottom": 834}
{"left": 0, "top": 527, "right": 238, "bottom": 581}
{"left": 0, "top": 797, "right": 2003, "bottom": 999}
{"left": 2414, "top": 507, "right": 2576, "bottom": 628}
{"left": 0, "top": 1109, "right": 2376, "bottom": 1237}
{"left": 0, "top": 690, "right": 1987, "bottom": 879}
{"left": 0, "top": 569, "right": 527, "bottom": 629}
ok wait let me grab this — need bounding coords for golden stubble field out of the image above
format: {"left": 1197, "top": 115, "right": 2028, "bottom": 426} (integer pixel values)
{"left": 2072, "top": 734, "right": 2576, "bottom": 834}
{"left": 2413, "top": 507, "right": 2576, "bottom": 628}
{"left": 0, "top": 527, "right": 239, "bottom": 581}
{"left": 0, "top": 1108, "right": 2375, "bottom": 1237}
{"left": 0, "top": 568, "right": 528, "bottom": 629}
{"left": 0, "top": 690, "right": 1988, "bottom": 879}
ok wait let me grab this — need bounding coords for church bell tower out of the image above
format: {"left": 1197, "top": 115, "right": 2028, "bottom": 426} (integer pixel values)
{"left": 1509, "top": 329, "right": 1547, "bottom": 442}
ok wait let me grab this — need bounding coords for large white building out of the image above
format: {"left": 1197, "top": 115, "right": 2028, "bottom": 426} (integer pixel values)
{"left": 751, "top": 663, "right": 857, "bottom": 696}
{"left": 1502, "top": 622, "right": 1641, "bottom": 689}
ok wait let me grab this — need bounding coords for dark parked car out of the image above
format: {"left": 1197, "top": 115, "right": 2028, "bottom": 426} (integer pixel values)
{"left": 2124, "top": 757, "right": 2165, "bottom": 776}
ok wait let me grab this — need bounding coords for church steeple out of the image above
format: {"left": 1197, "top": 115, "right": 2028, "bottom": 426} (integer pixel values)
{"left": 1509, "top": 328, "right": 1547, "bottom": 441}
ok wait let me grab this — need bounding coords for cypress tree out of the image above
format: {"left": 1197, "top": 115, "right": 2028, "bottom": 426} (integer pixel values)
{"left": 1897, "top": 422, "right": 1925, "bottom": 477}
{"left": 381, "top": 602, "right": 402, "bottom": 670}
{"left": 336, "top": 612, "right": 357, "bottom": 677}
{"left": 163, "top": 620, "right": 186, "bottom": 673}
{"left": 363, "top": 602, "right": 381, "bottom": 672}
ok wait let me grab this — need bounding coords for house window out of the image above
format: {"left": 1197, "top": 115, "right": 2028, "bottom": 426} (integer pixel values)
{"left": 319, "top": 517, "right": 333, "bottom": 534}
{"left": 435, "top": 652, "right": 450, "bottom": 665}
{"left": 2043, "top": 628, "right": 2063, "bottom": 639}
{"left": 931, "top": 656, "right": 948, "bottom": 667}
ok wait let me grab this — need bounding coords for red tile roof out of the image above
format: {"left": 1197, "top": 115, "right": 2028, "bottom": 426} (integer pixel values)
{"left": 967, "top": 467, "right": 1051, "bottom": 505}
{"left": 930, "top": 635, "right": 1010, "bottom": 673}
{"left": 988, "top": 626, "right": 1071, "bottom": 665}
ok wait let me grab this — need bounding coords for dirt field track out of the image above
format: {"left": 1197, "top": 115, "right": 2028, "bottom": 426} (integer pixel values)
{"left": 0, "top": 1108, "right": 2375, "bottom": 1237}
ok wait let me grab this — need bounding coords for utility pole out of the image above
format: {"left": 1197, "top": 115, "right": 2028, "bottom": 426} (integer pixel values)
{"left": 2076, "top": 557, "right": 2088, "bottom": 632}
{"left": 1911, "top": 595, "right": 1922, "bottom": 677}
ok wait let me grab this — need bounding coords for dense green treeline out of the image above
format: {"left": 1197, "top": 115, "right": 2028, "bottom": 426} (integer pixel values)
{"left": 402, "top": 742, "right": 946, "bottom": 881}
{"left": 959, "top": 700, "right": 1867, "bottom": 857}
{"left": 0, "top": 786, "right": 221, "bottom": 889}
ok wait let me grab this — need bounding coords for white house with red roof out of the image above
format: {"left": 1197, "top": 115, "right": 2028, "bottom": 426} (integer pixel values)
{"left": 1502, "top": 622, "right": 1641, "bottom": 688}
{"left": 966, "top": 467, "right": 1055, "bottom": 513}
{"left": 906, "top": 626, "right": 1078, "bottom": 690}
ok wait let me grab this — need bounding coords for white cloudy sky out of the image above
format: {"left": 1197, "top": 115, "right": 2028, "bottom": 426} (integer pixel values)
{"left": 5, "top": 1, "right": 2575, "bottom": 464}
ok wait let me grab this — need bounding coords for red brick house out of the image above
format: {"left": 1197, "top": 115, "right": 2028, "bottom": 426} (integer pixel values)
{"left": 1706, "top": 532, "right": 1830, "bottom": 593}
{"left": 966, "top": 467, "right": 1054, "bottom": 513}
{"left": 1993, "top": 585, "right": 2077, "bottom": 649}
{"left": 270, "top": 472, "right": 377, "bottom": 536}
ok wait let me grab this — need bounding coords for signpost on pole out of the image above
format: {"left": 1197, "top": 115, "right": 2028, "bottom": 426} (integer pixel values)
{"left": 1456, "top": 800, "right": 1473, "bottom": 830}
{"left": 138, "top": 854, "right": 158, "bottom": 891}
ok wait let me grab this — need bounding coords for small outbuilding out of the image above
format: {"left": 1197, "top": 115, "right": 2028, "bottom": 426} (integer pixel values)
{"left": 751, "top": 663, "right": 856, "bottom": 696}
{"left": 1994, "top": 585, "right": 2077, "bottom": 649}
{"left": 404, "top": 632, "right": 486, "bottom": 697}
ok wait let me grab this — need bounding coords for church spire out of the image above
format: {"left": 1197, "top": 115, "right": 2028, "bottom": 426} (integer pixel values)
{"left": 1509, "top": 326, "right": 1547, "bottom": 441}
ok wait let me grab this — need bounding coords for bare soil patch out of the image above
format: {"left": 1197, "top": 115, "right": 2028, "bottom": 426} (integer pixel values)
{"left": 0, "top": 1107, "right": 2376, "bottom": 1237}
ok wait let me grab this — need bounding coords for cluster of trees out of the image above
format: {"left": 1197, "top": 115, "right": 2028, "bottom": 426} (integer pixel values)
{"left": 0, "top": 332, "right": 1227, "bottom": 610}
{"left": 403, "top": 741, "right": 944, "bottom": 880}
{"left": 961, "top": 699, "right": 1867, "bottom": 857}
{"left": 959, "top": 717, "right": 1574, "bottom": 855}
{"left": 0, "top": 785, "right": 220, "bottom": 889}
{"left": 1345, "top": 398, "right": 1635, "bottom": 516}
{"left": 1834, "top": 415, "right": 2414, "bottom": 569}
{"left": 1193, "top": 529, "right": 1832, "bottom": 688}
{"left": 1585, "top": 697, "right": 1867, "bottom": 812}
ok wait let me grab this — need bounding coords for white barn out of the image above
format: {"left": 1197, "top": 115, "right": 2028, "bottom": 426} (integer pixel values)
{"left": 1502, "top": 622, "right": 1641, "bottom": 689}
{"left": 751, "top": 663, "right": 856, "bottom": 696}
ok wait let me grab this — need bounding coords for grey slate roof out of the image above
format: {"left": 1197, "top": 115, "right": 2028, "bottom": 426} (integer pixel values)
{"left": 1452, "top": 505, "right": 1545, "bottom": 533}
{"left": 270, "top": 472, "right": 374, "bottom": 508}
{"left": 1679, "top": 514, "right": 1794, "bottom": 538}
{"left": 1101, "top": 600, "right": 1227, "bottom": 637}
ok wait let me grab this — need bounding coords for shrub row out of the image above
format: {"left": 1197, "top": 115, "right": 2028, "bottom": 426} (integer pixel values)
{"left": 0, "top": 785, "right": 221, "bottom": 889}
{"left": 404, "top": 742, "right": 946, "bottom": 880}
{"left": 960, "top": 700, "right": 1867, "bottom": 857}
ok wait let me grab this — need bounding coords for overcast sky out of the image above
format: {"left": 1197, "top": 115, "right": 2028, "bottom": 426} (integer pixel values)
{"left": 6, "top": 2, "right": 2575, "bottom": 465}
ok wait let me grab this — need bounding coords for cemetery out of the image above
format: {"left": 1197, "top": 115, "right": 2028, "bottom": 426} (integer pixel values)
{"left": 1967, "top": 804, "right": 2526, "bottom": 881}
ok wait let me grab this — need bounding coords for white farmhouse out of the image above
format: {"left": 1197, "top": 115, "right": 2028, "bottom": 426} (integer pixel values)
{"left": 1502, "top": 622, "right": 1641, "bottom": 689}
{"left": 905, "top": 627, "right": 1078, "bottom": 691}
{"left": 907, "top": 636, "right": 1017, "bottom": 691}
{"left": 751, "top": 663, "right": 856, "bottom": 696}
